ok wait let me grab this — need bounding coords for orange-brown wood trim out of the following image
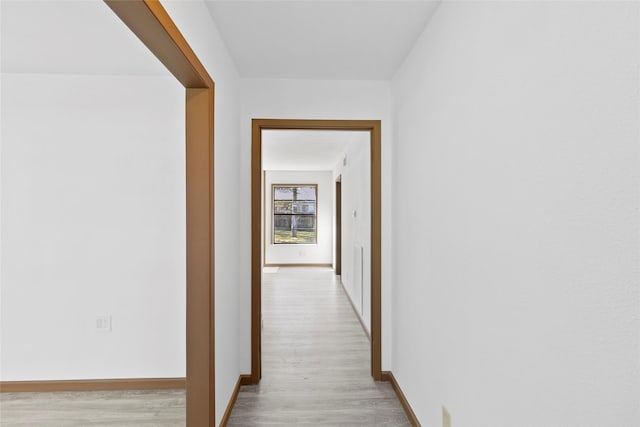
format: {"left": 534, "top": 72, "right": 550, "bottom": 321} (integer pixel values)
{"left": 251, "top": 119, "right": 383, "bottom": 383}
{"left": 381, "top": 371, "right": 421, "bottom": 426}
{"left": 370, "top": 121, "right": 382, "bottom": 381}
{"left": 335, "top": 178, "right": 342, "bottom": 275}
{"left": 219, "top": 374, "right": 251, "bottom": 426}
{"left": 250, "top": 120, "right": 263, "bottom": 384}
{"left": 263, "top": 263, "right": 333, "bottom": 268}
{"left": 104, "top": 0, "right": 213, "bottom": 88}
{"left": 252, "top": 119, "right": 380, "bottom": 131}
{"left": 104, "top": 1, "right": 215, "bottom": 425}
{"left": 186, "top": 87, "right": 215, "bottom": 426}
{"left": 0, "top": 378, "right": 185, "bottom": 393}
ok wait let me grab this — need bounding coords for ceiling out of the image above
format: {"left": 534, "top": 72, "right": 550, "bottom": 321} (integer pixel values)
{"left": 1, "top": 1, "right": 440, "bottom": 80}
{"left": 204, "top": 0, "right": 440, "bottom": 80}
{"left": 263, "top": 130, "right": 368, "bottom": 170}
{"left": 1, "top": 1, "right": 168, "bottom": 75}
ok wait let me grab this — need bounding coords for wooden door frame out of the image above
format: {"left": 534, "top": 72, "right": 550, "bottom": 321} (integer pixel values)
{"left": 335, "top": 177, "right": 342, "bottom": 275}
{"left": 250, "top": 119, "right": 382, "bottom": 383}
{"left": 104, "top": 1, "right": 216, "bottom": 425}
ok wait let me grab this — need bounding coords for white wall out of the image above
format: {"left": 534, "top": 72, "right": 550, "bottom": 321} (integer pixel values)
{"left": 391, "top": 2, "right": 640, "bottom": 426}
{"left": 1, "top": 73, "right": 185, "bottom": 380}
{"left": 264, "top": 171, "right": 332, "bottom": 265}
{"left": 239, "top": 78, "right": 394, "bottom": 373}
{"left": 333, "top": 135, "right": 371, "bottom": 332}
{"left": 161, "top": 2, "right": 242, "bottom": 424}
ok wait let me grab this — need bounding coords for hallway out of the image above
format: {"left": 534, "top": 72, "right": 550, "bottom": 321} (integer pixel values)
{"left": 227, "top": 267, "right": 408, "bottom": 426}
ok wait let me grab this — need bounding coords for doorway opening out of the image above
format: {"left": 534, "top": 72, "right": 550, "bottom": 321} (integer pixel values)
{"left": 105, "top": 2, "right": 215, "bottom": 425}
{"left": 250, "top": 119, "right": 382, "bottom": 384}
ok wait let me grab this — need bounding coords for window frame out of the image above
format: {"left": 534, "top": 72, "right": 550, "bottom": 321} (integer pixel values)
{"left": 271, "top": 183, "right": 318, "bottom": 245}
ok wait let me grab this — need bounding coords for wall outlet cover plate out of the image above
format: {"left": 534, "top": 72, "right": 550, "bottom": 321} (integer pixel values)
{"left": 96, "top": 315, "right": 112, "bottom": 332}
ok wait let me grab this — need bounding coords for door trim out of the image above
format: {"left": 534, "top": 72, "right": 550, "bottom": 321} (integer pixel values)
{"left": 104, "top": 1, "right": 215, "bottom": 425}
{"left": 0, "top": 378, "right": 185, "bottom": 393}
{"left": 250, "top": 119, "right": 382, "bottom": 383}
{"left": 335, "top": 177, "right": 342, "bottom": 275}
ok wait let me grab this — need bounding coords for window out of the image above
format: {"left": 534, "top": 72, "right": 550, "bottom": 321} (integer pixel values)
{"left": 273, "top": 184, "right": 317, "bottom": 244}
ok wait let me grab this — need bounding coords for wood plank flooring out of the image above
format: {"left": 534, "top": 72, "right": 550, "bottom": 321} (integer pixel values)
{"left": 227, "top": 267, "right": 409, "bottom": 426}
{"left": 0, "top": 389, "right": 185, "bottom": 426}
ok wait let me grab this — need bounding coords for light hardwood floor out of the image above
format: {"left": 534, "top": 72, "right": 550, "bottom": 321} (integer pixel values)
{"left": 227, "top": 267, "right": 410, "bottom": 426}
{"left": 0, "top": 267, "right": 408, "bottom": 426}
{"left": 0, "top": 389, "right": 185, "bottom": 426}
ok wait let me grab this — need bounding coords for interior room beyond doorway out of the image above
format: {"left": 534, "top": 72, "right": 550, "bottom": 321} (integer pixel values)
{"left": 262, "top": 129, "right": 371, "bottom": 332}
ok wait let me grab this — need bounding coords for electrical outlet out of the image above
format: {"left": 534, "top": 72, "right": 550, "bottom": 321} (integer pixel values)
{"left": 96, "top": 315, "right": 112, "bottom": 332}
{"left": 442, "top": 406, "right": 451, "bottom": 427}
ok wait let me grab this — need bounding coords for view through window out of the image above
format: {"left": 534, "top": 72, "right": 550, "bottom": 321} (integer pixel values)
{"left": 273, "top": 185, "right": 317, "bottom": 244}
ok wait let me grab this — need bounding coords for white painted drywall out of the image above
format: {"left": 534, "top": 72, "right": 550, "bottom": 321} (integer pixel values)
{"left": 160, "top": 2, "right": 242, "bottom": 424}
{"left": 333, "top": 134, "right": 371, "bottom": 332}
{"left": 391, "top": 2, "right": 640, "bottom": 426}
{"left": 1, "top": 73, "right": 185, "bottom": 380}
{"left": 264, "top": 171, "right": 332, "bottom": 265}
{"left": 1, "top": 0, "right": 167, "bottom": 76}
{"left": 239, "top": 78, "right": 394, "bottom": 373}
